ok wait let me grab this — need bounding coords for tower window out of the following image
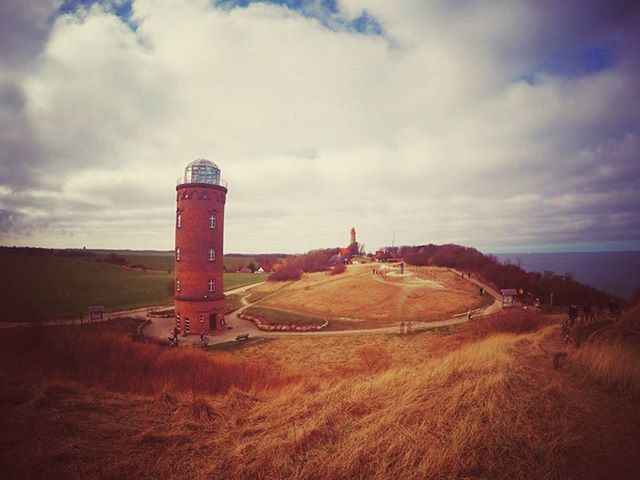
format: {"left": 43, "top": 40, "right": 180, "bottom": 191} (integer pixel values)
{"left": 209, "top": 215, "right": 216, "bottom": 229}
{"left": 176, "top": 280, "right": 180, "bottom": 291}
{"left": 199, "top": 314, "right": 204, "bottom": 324}
{"left": 176, "top": 247, "right": 180, "bottom": 261}
{"left": 208, "top": 279, "right": 215, "bottom": 292}
{"left": 177, "top": 214, "right": 181, "bottom": 228}
{"left": 208, "top": 248, "right": 215, "bottom": 261}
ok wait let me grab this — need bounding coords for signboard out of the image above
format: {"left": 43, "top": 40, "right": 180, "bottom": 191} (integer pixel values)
{"left": 88, "top": 306, "right": 104, "bottom": 321}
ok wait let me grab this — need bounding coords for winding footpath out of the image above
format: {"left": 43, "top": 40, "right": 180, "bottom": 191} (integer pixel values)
{"left": 2, "top": 270, "right": 504, "bottom": 346}
{"left": 142, "top": 268, "right": 504, "bottom": 346}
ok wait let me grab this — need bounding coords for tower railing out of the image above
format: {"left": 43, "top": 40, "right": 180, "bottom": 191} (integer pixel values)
{"left": 176, "top": 178, "right": 228, "bottom": 188}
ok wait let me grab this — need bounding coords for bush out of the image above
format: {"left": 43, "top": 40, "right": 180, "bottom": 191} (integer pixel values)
{"left": 330, "top": 263, "right": 346, "bottom": 275}
{"left": 268, "top": 266, "right": 302, "bottom": 282}
{"left": 357, "top": 345, "right": 392, "bottom": 373}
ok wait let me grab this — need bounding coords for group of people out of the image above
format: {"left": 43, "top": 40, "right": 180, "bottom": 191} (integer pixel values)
{"left": 168, "top": 326, "right": 180, "bottom": 347}
{"left": 168, "top": 326, "right": 209, "bottom": 347}
{"left": 562, "top": 299, "right": 622, "bottom": 345}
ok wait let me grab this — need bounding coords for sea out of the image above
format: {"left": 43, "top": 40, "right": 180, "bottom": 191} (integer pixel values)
{"left": 491, "top": 251, "right": 640, "bottom": 300}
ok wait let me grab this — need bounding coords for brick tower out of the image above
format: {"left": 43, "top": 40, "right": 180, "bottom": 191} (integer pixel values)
{"left": 350, "top": 227, "right": 356, "bottom": 246}
{"left": 174, "top": 159, "right": 227, "bottom": 335}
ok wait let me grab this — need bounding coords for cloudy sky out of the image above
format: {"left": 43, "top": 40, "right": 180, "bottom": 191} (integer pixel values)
{"left": 1, "top": 0, "right": 639, "bottom": 254}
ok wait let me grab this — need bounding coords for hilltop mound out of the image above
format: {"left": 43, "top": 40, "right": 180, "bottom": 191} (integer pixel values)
{"left": 246, "top": 264, "right": 492, "bottom": 330}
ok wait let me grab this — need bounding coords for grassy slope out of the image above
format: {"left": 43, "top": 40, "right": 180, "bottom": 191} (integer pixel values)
{"left": 248, "top": 264, "right": 489, "bottom": 329}
{"left": 0, "top": 253, "right": 266, "bottom": 322}
{"left": 224, "top": 272, "right": 267, "bottom": 290}
{"left": 1, "top": 312, "right": 639, "bottom": 479}
{"left": 0, "top": 253, "right": 174, "bottom": 321}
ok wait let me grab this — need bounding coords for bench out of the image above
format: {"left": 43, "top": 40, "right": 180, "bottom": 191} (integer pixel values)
{"left": 235, "top": 333, "right": 250, "bottom": 341}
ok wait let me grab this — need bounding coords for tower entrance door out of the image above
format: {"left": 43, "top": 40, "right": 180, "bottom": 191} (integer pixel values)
{"left": 209, "top": 313, "right": 217, "bottom": 331}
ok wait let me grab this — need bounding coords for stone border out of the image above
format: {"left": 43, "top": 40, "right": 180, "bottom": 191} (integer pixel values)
{"left": 238, "top": 312, "right": 328, "bottom": 332}
{"left": 147, "top": 310, "right": 175, "bottom": 318}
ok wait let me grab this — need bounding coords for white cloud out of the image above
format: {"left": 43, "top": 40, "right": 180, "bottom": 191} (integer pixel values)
{"left": 1, "top": 0, "right": 638, "bottom": 252}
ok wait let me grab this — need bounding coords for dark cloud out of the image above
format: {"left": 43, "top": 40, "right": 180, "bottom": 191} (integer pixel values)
{"left": 0, "top": 0, "right": 59, "bottom": 71}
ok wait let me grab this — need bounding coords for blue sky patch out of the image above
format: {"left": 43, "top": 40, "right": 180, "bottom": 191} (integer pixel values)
{"left": 215, "top": 0, "right": 383, "bottom": 36}
{"left": 59, "top": 0, "right": 137, "bottom": 29}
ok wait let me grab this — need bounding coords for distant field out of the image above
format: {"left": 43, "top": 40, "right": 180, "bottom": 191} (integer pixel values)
{"left": 93, "top": 251, "right": 270, "bottom": 273}
{"left": 246, "top": 264, "right": 490, "bottom": 329}
{"left": 224, "top": 272, "right": 267, "bottom": 290}
{"left": 0, "top": 253, "right": 266, "bottom": 322}
{"left": 119, "top": 252, "right": 174, "bottom": 271}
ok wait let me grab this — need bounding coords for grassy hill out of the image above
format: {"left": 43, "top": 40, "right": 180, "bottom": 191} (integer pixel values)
{"left": 0, "top": 310, "right": 638, "bottom": 479}
{"left": 245, "top": 264, "right": 492, "bottom": 329}
{"left": 0, "top": 253, "right": 266, "bottom": 322}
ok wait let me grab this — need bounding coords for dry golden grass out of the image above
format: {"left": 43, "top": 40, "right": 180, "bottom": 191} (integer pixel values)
{"left": 2, "top": 312, "right": 640, "bottom": 479}
{"left": 253, "top": 264, "right": 487, "bottom": 329}
{"left": 573, "top": 339, "right": 640, "bottom": 397}
{"left": 571, "top": 307, "right": 640, "bottom": 397}
{"left": 0, "top": 326, "right": 294, "bottom": 395}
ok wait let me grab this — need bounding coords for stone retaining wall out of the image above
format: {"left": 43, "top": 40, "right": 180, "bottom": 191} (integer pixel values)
{"left": 239, "top": 312, "right": 329, "bottom": 332}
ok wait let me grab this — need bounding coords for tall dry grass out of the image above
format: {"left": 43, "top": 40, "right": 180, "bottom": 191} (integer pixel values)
{"left": 3, "top": 314, "right": 639, "bottom": 479}
{"left": 0, "top": 326, "right": 293, "bottom": 395}
{"left": 463, "top": 310, "right": 550, "bottom": 338}
{"left": 573, "top": 339, "right": 640, "bottom": 397}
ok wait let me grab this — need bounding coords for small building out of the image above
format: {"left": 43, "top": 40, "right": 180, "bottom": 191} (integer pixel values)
{"left": 501, "top": 289, "right": 518, "bottom": 307}
{"left": 88, "top": 305, "right": 104, "bottom": 322}
{"left": 238, "top": 267, "right": 252, "bottom": 273}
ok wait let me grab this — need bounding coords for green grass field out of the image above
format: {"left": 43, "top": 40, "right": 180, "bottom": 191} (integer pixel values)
{"left": 91, "top": 250, "right": 174, "bottom": 271}
{"left": 224, "top": 272, "right": 267, "bottom": 290}
{"left": 0, "top": 253, "right": 266, "bottom": 322}
{"left": 93, "top": 251, "right": 272, "bottom": 274}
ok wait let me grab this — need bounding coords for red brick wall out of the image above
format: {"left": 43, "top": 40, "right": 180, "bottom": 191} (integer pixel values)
{"left": 174, "top": 183, "right": 227, "bottom": 334}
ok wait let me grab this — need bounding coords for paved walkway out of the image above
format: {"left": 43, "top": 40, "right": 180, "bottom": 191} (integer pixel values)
{"left": 141, "top": 268, "right": 505, "bottom": 346}
{"left": 142, "top": 282, "right": 264, "bottom": 345}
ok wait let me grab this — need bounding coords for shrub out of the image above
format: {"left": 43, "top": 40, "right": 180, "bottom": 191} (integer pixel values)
{"left": 356, "top": 345, "right": 392, "bottom": 373}
{"left": 268, "top": 266, "right": 302, "bottom": 282}
{"left": 330, "top": 263, "right": 346, "bottom": 275}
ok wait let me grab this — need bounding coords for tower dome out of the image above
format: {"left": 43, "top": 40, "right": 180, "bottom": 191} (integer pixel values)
{"left": 183, "top": 158, "right": 221, "bottom": 185}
